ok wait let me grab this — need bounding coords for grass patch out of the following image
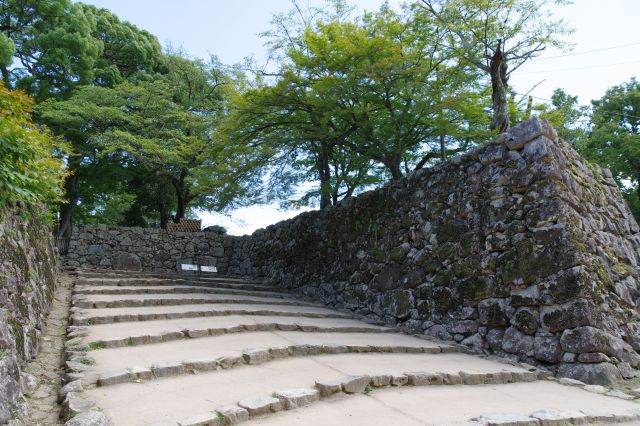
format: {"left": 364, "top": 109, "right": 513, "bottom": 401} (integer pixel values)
{"left": 87, "top": 341, "right": 107, "bottom": 351}
{"left": 0, "top": 350, "right": 8, "bottom": 359}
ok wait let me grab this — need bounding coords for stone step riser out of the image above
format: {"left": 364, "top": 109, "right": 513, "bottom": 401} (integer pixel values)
{"left": 72, "top": 297, "right": 315, "bottom": 309}
{"left": 74, "top": 287, "right": 291, "bottom": 299}
{"left": 93, "top": 345, "right": 463, "bottom": 387}
{"left": 173, "top": 371, "right": 555, "bottom": 426}
{"left": 75, "top": 324, "right": 393, "bottom": 349}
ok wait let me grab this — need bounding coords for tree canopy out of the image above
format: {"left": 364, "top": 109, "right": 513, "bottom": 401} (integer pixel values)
{"left": 1, "top": 0, "right": 639, "bottom": 231}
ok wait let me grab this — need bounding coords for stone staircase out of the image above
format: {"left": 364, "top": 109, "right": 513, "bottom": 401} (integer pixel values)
{"left": 60, "top": 271, "right": 640, "bottom": 426}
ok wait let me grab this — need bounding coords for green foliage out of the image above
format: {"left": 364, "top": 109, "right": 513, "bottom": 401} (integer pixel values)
{"left": 417, "top": 0, "right": 573, "bottom": 130}
{"left": 0, "top": 83, "right": 67, "bottom": 208}
{"left": 578, "top": 78, "right": 640, "bottom": 221}
{"left": 226, "top": 4, "right": 490, "bottom": 208}
{"left": 87, "top": 341, "right": 106, "bottom": 350}
{"left": 539, "top": 89, "right": 589, "bottom": 144}
{"left": 0, "top": 33, "right": 15, "bottom": 68}
{"left": 38, "top": 55, "right": 258, "bottom": 226}
{"left": 0, "top": 0, "right": 102, "bottom": 99}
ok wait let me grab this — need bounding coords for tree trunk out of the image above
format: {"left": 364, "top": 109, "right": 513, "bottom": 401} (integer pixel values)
{"left": 384, "top": 155, "right": 403, "bottom": 181}
{"left": 159, "top": 201, "right": 170, "bottom": 229}
{"left": 173, "top": 191, "right": 187, "bottom": 223}
{"left": 56, "top": 174, "right": 79, "bottom": 239}
{"left": 1, "top": 66, "right": 9, "bottom": 84}
{"left": 171, "top": 173, "right": 191, "bottom": 223}
{"left": 439, "top": 133, "right": 446, "bottom": 161}
{"left": 490, "top": 41, "right": 510, "bottom": 133}
{"left": 317, "top": 142, "right": 332, "bottom": 209}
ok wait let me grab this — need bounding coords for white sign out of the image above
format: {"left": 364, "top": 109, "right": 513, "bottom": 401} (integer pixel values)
{"left": 200, "top": 266, "right": 218, "bottom": 273}
{"left": 181, "top": 264, "right": 198, "bottom": 271}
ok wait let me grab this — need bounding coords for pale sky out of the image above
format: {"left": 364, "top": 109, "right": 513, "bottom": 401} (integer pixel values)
{"left": 78, "top": 0, "right": 640, "bottom": 235}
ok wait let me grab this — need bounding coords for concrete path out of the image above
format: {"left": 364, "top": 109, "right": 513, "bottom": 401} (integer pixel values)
{"left": 61, "top": 271, "right": 640, "bottom": 426}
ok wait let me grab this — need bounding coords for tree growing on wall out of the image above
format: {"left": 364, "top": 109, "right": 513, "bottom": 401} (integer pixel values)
{"left": 416, "top": 0, "right": 572, "bottom": 132}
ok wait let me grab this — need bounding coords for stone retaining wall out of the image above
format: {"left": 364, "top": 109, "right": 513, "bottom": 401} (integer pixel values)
{"left": 0, "top": 205, "right": 59, "bottom": 423}
{"left": 63, "top": 225, "right": 230, "bottom": 274}
{"left": 226, "top": 118, "right": 640, "bottom": 384}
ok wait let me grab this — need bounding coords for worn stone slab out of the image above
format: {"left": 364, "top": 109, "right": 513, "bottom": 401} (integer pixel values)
{"left": 315, "top": 379, "right": 342, "bottom": 397}
{"left": 242, "top": 348, "right": 269, "bottom": 365}
{"left": 341, "top": 375, "right": 370, "bottom": 393}
{"left": 97, "top": 370, "right": 131, "bottom": 386}
{"left": 215, "top": 406, "right": 248, "bottom": 425}
{"left": 152, "top": 362, "right": 185, "bottom": 378}
{"left": 237, "top": 396, "right": 282, "bottom": 417}
{"left": 275, "top": 388, "right": 320, "bottom": 409}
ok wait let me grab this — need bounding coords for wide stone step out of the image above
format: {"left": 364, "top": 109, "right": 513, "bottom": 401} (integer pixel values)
{"left": 76, "top": 277, "right": 277, "bottom": 292}
{"left": 72, "top": 315, "right": 391, "bottom": 346}
{"left": 76, "top": 331, "right": 458, "bottom": 385}
{"left": 82, "top": 353, "right": 538, "bottom": 425}
{"left": 74, "top": 285, "right": 291, "bottom": 299}
{"left": 243, "top": 381, "right": 640, "bottom": 426}
{"left": 70, "top": 303, "right": 356, "bottom": 326}
{"left": 72, "top": 293, "right": 317, "bottom": 309}
{"left": 74, "top": 271, "right": 265, "bottom": 284}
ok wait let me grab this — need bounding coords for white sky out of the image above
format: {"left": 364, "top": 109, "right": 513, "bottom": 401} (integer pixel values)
{"left": 79, "top": 0, "right": 640, "bottom": 235}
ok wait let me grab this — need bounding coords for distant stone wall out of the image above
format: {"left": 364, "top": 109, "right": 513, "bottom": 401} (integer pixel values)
{"left": 0, "top": 205, "right": 58, "bottom": 423}
{"left": 63, "top": 225, "right": 230, "bottom": 274}
{"left": 227, "top": 119, "right": 640, "bottom": 385}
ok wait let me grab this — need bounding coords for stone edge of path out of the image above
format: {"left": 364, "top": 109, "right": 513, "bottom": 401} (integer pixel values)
{"left": 87, "top": 343, "right": 463, "bottom": 387}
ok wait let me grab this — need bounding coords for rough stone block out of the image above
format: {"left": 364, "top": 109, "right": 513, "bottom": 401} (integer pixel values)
{"left": 315, "top": 379, "right": 342, "bottom": 397}
{"left": 65, "top": 409, "right": 110, "bottom": 426}
{"left": 275, "top": 388, "right": 320, "bottom": 409}
{"left": 237, "top": 396, "right": 282, "bottom": 417}
{"left": 97, "top": 370, "right": 131, "bottom": 386}
{"left": 215, "top": 406, "right": 249, "bottom": 425}
{"left": 341, "top": 375, "right": 370, "bottom": 393}
{"left": 242, "top": 348, "right": 270, "bottom": 365}
{"left": 405, "top": 372, "right": 443, "bottom": 386}
{"left": 390, "top": 374, "right": 409, "bottom": 386}
{"left": 62, "top": 392, "right": 95, "bottom": 419}
{"left": 216, "top": 355, "right": 243, "bottom": 369}
{"left": 151, "top": 362, "right": 185, "bottom": 378}
{"left": 183, "top": 358, "right": 218, "bottom": 372}
{"left": 557, "top": 363, "right": 622, "bottom": 386}
{"left": 369, "top": 374, "right": 391, "bottom": 387}
{"left": 505, "top": 117, "right": 557, "bottom": 151}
